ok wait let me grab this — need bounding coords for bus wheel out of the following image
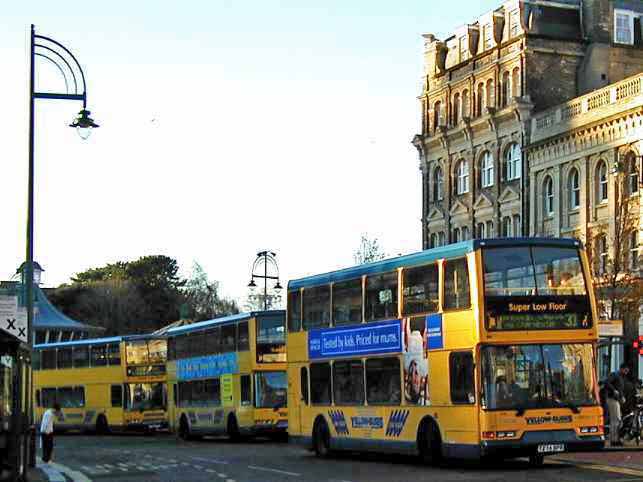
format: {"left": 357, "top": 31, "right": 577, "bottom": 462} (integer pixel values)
{"left": 418, "top": 418, "right": 442, "bottom": 466}
{"left": 96, "top": 415, "right": 109, "bottom": 435}
{"left": 178, "top": 416, "right": 191, "bottom": 441}
{"left": 312, "top": 418, "right": 331, "bottom": 458}
{"left": 528, "top": 454, "right": 544, "bottom": 467}
{"left": 227, "top": 414, "right": 241, "bottom": 442}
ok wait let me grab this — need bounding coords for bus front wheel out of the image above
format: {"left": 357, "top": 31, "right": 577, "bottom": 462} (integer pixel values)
{"left": 418, "top": 418, "right": 442, "bottom": 466}
{"left": 312, "top": 418, "right": 331, "bottom": 458}
{"left": 96, "top": 415, "right": 109, "bottom": 435}
{"left": 227, "top": 414, "right": 241, "bottom": 442}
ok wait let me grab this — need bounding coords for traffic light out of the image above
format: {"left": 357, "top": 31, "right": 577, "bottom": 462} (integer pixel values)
{"left": 635, "top": 336, "right": 643, "bottom": 355}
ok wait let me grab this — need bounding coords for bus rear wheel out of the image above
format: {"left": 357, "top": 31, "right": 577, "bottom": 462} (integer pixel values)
{"left": 418, "top": 419, "right": 442, "bottom": 466}
{"left": 312, "top": 418, "right": 331, "bottom": 458}
{"left": 96, "top": 415, "right": 109, "bottom": 435}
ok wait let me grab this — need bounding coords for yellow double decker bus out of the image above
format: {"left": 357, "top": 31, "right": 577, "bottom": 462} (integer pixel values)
{"left": 287, "top": 238, "right": 604, "bottom": 465}
{"left": 33, "top": 335, "right": 168, "bottom": 432}
{"left": 166, "top": 311, "right": 287, "bottom": 440}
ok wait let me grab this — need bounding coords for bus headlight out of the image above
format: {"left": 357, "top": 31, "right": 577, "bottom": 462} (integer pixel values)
{"left": 580, "top": 426, "right": 600, "bottom": 434}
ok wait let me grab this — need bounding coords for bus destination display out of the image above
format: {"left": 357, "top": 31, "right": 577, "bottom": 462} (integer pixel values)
{"left": 486, "top": 296, "right": 591, "bottom": 331}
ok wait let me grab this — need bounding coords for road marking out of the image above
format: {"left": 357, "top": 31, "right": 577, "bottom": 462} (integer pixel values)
{"left": 217, "top": 474, "right": 227, "bottom": 478}
{"left": 37, "top": 463, "right": 66, "bottom": 482}
{"left": 248, "top": 465, "right": 301, "bottom": 477}
{"left": 48, "top": 461, "right": 93, "bottom": 482}
{"left": 551, "top": 459, "right": 643, "bottom": 477}
{"left": 206, "top": 469, "right": 216, "bottom": 473}
{"left": 191, "top": 456, "right": 229, "bottom": 465}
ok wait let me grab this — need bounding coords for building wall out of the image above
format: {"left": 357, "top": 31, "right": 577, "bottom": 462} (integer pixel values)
{"left": 415, "top": 0, "right": 643, "bottom": 249}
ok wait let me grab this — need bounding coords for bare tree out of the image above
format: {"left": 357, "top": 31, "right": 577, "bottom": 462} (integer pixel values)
{"left": 585, "top": 161, "right": 642, "bottom": 348}
{"left": 353, "top": 234, "right": 387, "bottom": 265}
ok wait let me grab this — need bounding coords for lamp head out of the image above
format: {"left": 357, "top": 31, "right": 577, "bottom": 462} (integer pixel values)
{"left": 274, "top": 281, "right": 283, "bottom": 291}
{"left": 248, "top": 279, "right": 257, "bottom": 288}
{"left": 69, "top": 109, "right": 99, "bottom": 140}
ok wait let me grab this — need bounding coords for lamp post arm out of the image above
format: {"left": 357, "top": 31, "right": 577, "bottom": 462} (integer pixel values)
{"left": 35, "top": 33, "right": 88, "bottom": 106}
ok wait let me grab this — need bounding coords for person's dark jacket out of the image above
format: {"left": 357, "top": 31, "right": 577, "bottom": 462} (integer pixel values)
{"left": 606, "top": 371, "right": 625, "bottom": 401}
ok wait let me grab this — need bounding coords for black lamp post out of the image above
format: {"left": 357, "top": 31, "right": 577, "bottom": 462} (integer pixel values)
{"left": 248, "top": 251, "right": 282, "bottom": 311}
{"left": 26, "top": 24, "right": 99, "bottom": 349}
{"left": 22, "top": 25, "right": 98, "bottom": 470}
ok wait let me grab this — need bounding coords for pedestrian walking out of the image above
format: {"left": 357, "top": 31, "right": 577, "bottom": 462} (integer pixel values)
{"left": 606, "top": 363, "right": 629, "bottom": 446}
{"left": 40, "top": 402, "right": 61, "bottom": 463}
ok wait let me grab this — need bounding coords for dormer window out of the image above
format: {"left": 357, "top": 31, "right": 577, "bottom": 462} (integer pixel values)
{"left": 483, "top": 24, "right": 493, "bottom": 50}
{"left": 459, "top": 36, "right": 469, "bottom": 62}
{"left": 614, "top": 10, "right": 636, "bottom": 45}
{"left": 509, "top": 9, "right": 520, "bottom": 38}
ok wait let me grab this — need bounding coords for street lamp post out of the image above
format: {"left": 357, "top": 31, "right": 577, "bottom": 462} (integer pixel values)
{"left": 248, "top": 251, "right": 283, "bottom": 311}
{"left": 26, "top": 24, "right": 99, "bottom": 349}
{"left": 23, "top": 24, "right": 98, "bottom": 471}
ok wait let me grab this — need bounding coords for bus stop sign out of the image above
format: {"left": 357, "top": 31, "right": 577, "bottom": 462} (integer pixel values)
{"left": 0, "top": 295, "right": 28, "bottom": 343}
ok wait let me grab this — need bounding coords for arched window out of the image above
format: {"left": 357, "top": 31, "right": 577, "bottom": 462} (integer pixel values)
{"left": 502, "top": 217, "right": 512, "bottom": 237}
{"left": 461, "top": 90, "right": 469, "bottom": 118}
{"left": 502, "top": 71, "right": 510, "bottom": 107}
{"left": 544, "top": 176, "right": 554, "bottom": 215}
{"left": 461, "top": 226, "right": 470, "bottom": 240}
{"left": 486, "top": 220, "right": 494, "bottom": 238}
{"left": 430, "top": 233, "right": 437, "bottom": 249}
{"left": 456, "top": 160, "right": 470, "bottom": 194}
{"left": 453, "top": 93, "right": 460, "bottom": 126}
{"left": 453, "top": 227, "right": 461, "bottom": 243}
{"left": 569, "top": 167, "right": 580, "bottom": 209}
{"left": 629, "top": 231, "right": 639, "bottom": 271}
{"left": 512, "top": 215, "right": 521, "bottom": 237}
{"left": 597, "top": 161, "right": 608, "bottom": 202}
{"left": 505, "top": 143, "right": 521, "bottom": 180}
{"left": 626, "top": 153, "right": 639, "bottom": 196}
{"left": 433, "top": 166, "right": 444, "bottom": 201}
{"left": 486, "top": 79, "right": 494, "bottom": 109}
{"left": 433, "top": 100, "right": 442, "bottom": 130}
{"left": 480, "top": 151, "right": 494, "bottom": 188}
{"left": 438, "top": 232, "right": 446, "bottom": 246}
{"left": 476, "top": 83, "right": 484, "bottom": 116}
{"left": 511, "top": 67, "right": 520, "bottom": 97}
{"left": 477, "top": 222, "right": 486, "bottom": 238}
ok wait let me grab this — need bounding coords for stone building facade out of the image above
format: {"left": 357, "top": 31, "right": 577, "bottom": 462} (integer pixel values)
{"left": 527, "top": 73, "right": 642, "bottom": 376}
{"left": 414, "top": 0, "right": 643, "bottom": 249}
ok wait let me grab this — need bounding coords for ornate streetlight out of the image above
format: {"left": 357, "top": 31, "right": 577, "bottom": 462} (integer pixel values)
{"left": 21, "top": 25, "right": 99, "bottom": 472}
{"left": 25, "top": 24, "right": 99, "bottom": 349}
{"left": 248, "top": 251, "right": 283, "bottom": 311}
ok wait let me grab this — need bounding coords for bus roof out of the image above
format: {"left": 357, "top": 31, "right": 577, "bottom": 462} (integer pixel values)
{"left": 166, "top": 310, "right": 286, "bottom": 337}
{"left": 288, "top": 237, "right": 582, "bottom": 290}
{"left": 34, "top": 335, "right": 123, "bottom": 350}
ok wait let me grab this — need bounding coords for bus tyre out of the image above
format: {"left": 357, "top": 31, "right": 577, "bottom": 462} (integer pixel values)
{"left": 312, "top": 418, "right": 331, "bottom": 458}
{"left": 96, "top": 415, "right": 109, "bottom": 435}
{"left": 178, "top": 416, "right": 191, "bottom": 441}
{"left": 528, "top": 454, "right": 544, "bottom": 467}
{"left": 227, "top": 414, "right": 241, "bottom": 442}
{"left": 418, "top": 419, "right": 442, "bottom": 466}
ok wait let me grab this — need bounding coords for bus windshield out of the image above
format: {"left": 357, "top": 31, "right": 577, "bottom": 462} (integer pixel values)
{"left": 126, "top": 340, "right": 167, "bottom": 366}
{"left": 124, "top": 383, "right": 165, "bottom": 412}
{"left": 255, "top": 371, "right": 287, "bottom": 409}
{"left": 257, "top": 317, "right": 286, "bottom": 363}
{"left": 481, "top": 344, "right": 597, "bottom": 411}
{"left": 483, "top": 246, "right": 587, "bottom": 296}
{"left": 483, "top": 246, "right": 591, "bottom": 330}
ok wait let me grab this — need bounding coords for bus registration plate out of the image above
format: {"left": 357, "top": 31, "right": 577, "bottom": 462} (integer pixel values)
{"left": 537, "top": 443, "right": 565, "bottom": 454}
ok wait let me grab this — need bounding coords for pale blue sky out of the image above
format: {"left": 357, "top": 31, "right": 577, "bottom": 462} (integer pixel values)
{"left": 1, "top": 1, "right": 499, "bottom": 305}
